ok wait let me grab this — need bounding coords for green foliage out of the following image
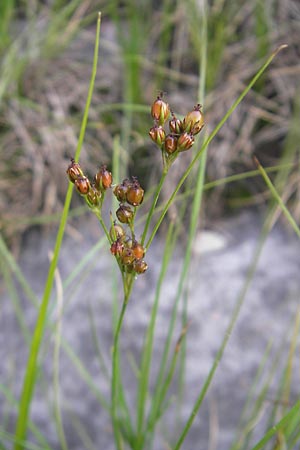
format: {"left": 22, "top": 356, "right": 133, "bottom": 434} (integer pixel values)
{"left": 0, "top": 0, "right": 14, "bottom": 51}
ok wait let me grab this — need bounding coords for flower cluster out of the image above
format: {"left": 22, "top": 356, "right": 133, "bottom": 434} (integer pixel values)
{"left": 149, "top": 93, "right": 204, "bottom": 169}
{"left": 66, "top": 159, "right": 147, "bottom": 275}
{"left": 66, "top": 158, "right": 112, "bottom": 209}
{"left": 111, "top": 177, "right": 147, "bottom": 274}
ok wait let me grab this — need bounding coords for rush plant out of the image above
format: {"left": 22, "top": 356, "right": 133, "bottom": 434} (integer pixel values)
{"left": 12, "top": 11, "right": 297, "bottom": 450}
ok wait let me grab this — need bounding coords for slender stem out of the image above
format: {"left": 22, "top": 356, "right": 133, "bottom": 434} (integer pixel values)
{"left": 111, "top": 274, "right": 135, "bottom": 450}
{"left": 250, "top": 400, "right": 300, "bottom": 450}
{"left": 111, "top": 301, "right": 127, "bottom": 450}
{"left": 254, "top": 156, "right": 300, "bottom": 239}
{"left": 141, "top": 169, "right": 168, "bottom": 246}
{"left": 94, "top": 210, "right": 112, "bottom": 243}
{"left": 13, "top": 14, "right": 102, "bottom": 449}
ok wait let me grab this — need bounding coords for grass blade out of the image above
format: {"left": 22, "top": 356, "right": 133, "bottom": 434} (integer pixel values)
{"left": 13, "top": 13, "right": 102, "bottom": 449}
{"left": 254, "top": 156, "right": 300, "bottom": 239}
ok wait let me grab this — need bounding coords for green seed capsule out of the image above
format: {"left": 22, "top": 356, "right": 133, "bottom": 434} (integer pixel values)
{"left": 149, "top": 125, "right": 166, "bottom": 146}
{"left": 151, "top": 94, "right": 170, "bottom": 126}
{"left": 177, "top": 132, "right": 194, "bottom": 151}
{"left": 86, "top": 185, "right": 101, "bottom": 207}
{"left": 182, "top": 104, "right": 204, "bottom": 135}
{"left": 169, "top": 113, "right": 183, "bottom": 134}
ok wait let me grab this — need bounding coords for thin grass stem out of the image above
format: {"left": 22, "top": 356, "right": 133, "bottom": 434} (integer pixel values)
{"left": 13, "top": 13, "right": 102, "bottom": 449}
{"left": 254, "top": 156, "right": 300, "bottom": 238}
{"left": 52, "top": 261, "right": 68, "bottom": 450}
{"left": 172, "top": 183, "right": 290, "bottom": 449}
{"left": 111, "top": 274, "right": 135, "bottom": 450}
{"left": 135, "top": 224, "right": 176, "bottom": 449}
{"left": 249, "top": 400, "right": 300, "bottom": 450}
{"left": 141, "top": 170, "right": 168, "bottom": 246}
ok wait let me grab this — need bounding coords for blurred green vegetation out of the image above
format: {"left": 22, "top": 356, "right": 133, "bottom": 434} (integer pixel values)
{"left": 0, "top": 0, "right": 299, "bottom": 240}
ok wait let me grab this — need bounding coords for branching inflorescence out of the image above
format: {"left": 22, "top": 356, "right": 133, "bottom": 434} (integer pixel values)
{"left": 66, "top": 93, "right": 204, "bottom": 279}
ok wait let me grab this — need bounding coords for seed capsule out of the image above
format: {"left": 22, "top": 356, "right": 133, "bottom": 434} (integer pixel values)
{"left": 74, "top": 176, "right": 91, "bottom": 195}
{"left": 149, "top": 125, "right": 166, "bottom": 146}
{"left": 121, "top": 247, "right": 135, "bottom": 265}
{"left": 110, "top": 223, "right": 126, "bottom": 241}
{"left": 164, "top": 134, "right": 178, "bottom": 154}
{"left": 169, "top": 113, "right": 183, "bottom": 134}
{"left": 151, "top": 94, "right": 170, "bottom": 126}
{"left": 114, "top": 180, "right": 130, "bottom": 202}
{"left": 177, "top": 132, "right": 194, "bottom": 151}
{"left": 182, "top": 104, "right": 204, "bottom": 135}
{"left": 66, "top": 158, "right": 84, "bottom": 183}
{"left": 131, "top": 241, "right": 145, "bottom": 260}
{"left": 133, "top": 259, "right": 148, "bottom": 274}
{"left": 110, "top": 239, "right": 124, "bottom": 257}
{"left": 126, "top": 179, "right": 144, "bottom": 206}
{"left": 94, "top": 165, "right": 112, "bottom": 190}
{"left": 116, "top": 204, "right": 134, "bottom": 224}
{"left": 86, "top": 185, "right": 101, "bottom": 207}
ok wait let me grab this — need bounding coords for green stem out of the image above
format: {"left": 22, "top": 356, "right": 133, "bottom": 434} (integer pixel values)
{"left": 111, "top": 274, "right": 135, "bottom": 450}
{"left": 13, "top": 13, "right": 102, "bottom": 450}
{"left": 94, "top": 210, "right": 112, "bottom": 243}
{"left": 254, "top": 156, "right": 300, "bottom": 239}
{"left": 141, "top": 169, "right": 168, "bottom": 246}
{"left": 250, "top": 400, "right": 300, "bottom": 450}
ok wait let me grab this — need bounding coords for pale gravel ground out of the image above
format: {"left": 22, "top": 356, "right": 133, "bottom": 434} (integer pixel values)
{"left": 1, "top": 211, "right": 300, "bottom": 450}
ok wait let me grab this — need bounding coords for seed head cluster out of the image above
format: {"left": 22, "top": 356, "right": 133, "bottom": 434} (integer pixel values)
{"left": 149, "top": 93, "right": 204, "bottom": 168}
{"left": 66, "top": 159, "right": 147, "bottom": 275}
{"left": 112, "top": 177, "right": 147, "bottom": 274}
{"left": 66, "top": 95, "right": 204, "bottom": 278}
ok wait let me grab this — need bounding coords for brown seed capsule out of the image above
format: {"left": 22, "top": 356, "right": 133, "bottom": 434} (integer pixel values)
{"left": 116, "top": 204, "right": 134, "bottom": 224}
{"left": 110, "top": 223, "right": 126, "bottom": 241}
{"left": 149, "top": 125, "right": 166, "bottom": 146}
{"left": 66, "top": 158, "right": 84, "bottom": 183}
{"left": 74, "top": 176, "right": 91, "bottom": 195}
{"left": 132, "top": 241, "right": 145, "bottom": 260}
{"left": 164, "top": 134, "right": 178, "bottom": 154}
{"left": 114, "top": 180, "right": 130, "bottom": 203}
{"left": 110, "top": 239, "right": 124, "bottom": 257}
{"left": 126, "top": 180, "right": 144, "bottom": 206}
{"left": 182, "top": 104, "right": 204, "bottom": 135}
{"left": 151, "top": 94, "right": 170, "bottom": 126}
{"left": 169, "top": 113, "right": 183, "bottom": 134}
{"left": 121, "top": 247, "right": 135, "bottom": 265}
{"left": 94, "top": 165, "right": 112, "bottom": 190}
{"left": 86, "top": 185, "right": 101, "bottom": 207}
{"left": 133, "top": 259, "right": 148, "bottom": 274}
{"left": 177, "top": 132, "right": 195, "bottom": 151}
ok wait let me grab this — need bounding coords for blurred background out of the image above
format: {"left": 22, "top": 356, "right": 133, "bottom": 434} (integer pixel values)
{"left": 0, "top": 0, "right": 299, "bottom": 249}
